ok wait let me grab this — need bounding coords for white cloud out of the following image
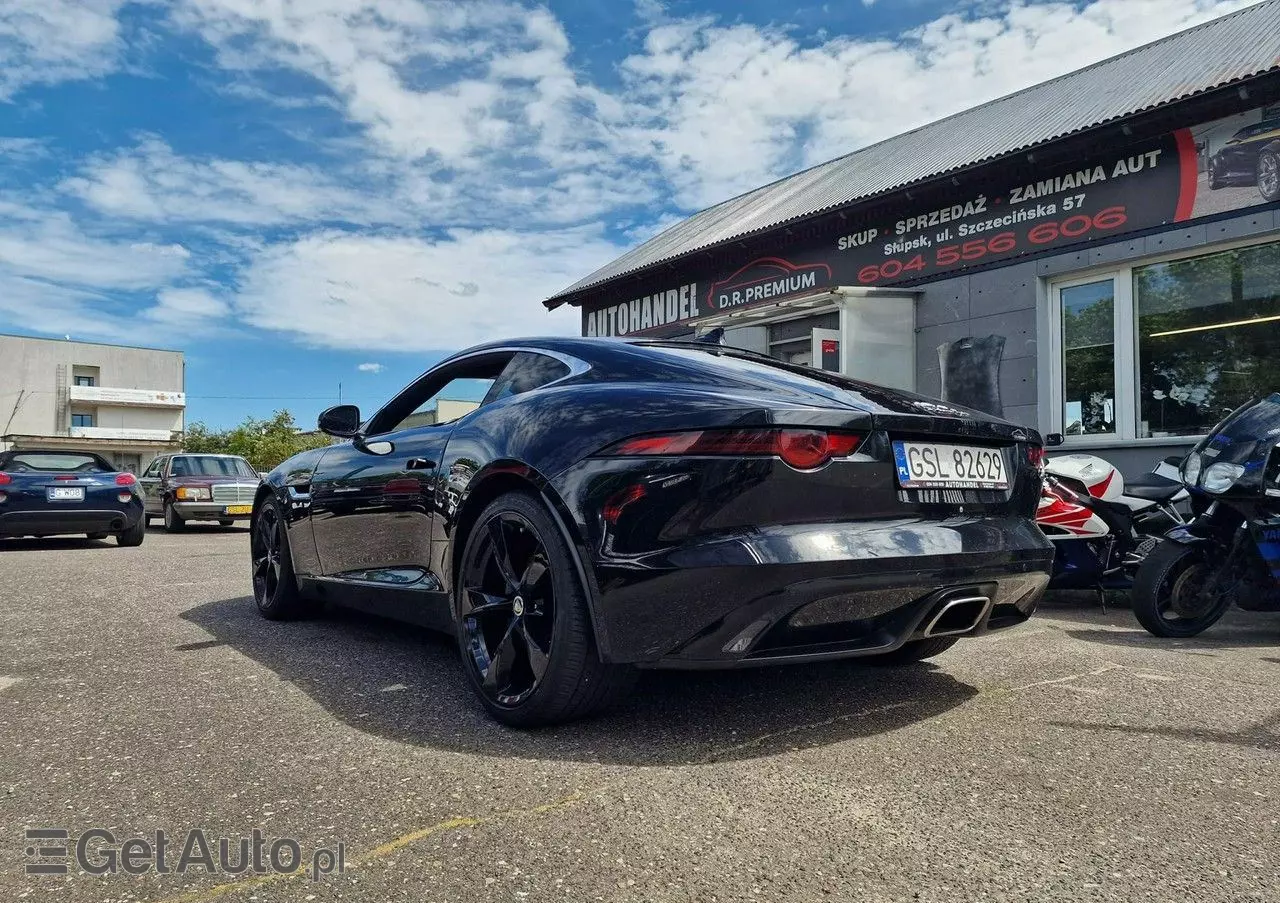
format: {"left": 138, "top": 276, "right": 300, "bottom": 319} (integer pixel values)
{"left": 61, "top": 138, "right": 403, "bottom": 227}
{"left": 0, "top": 137, "right": 49, "bottom": 161}
{"left": 142, "top": 286, "right": 230, "bottom": 324}
{"left": 356, "top": 362, "right": 385, "bottom": 373}
{"left": 170, "top": 0, "right": 613, "bottom": 164}
{"left": 0, "top": 202, "right": 189, "bottom": 291}
{"left": 615, "top": 0, "right": 1260, "bottom": 208}
{"left": 0, "top": 201, "right": 200, "bottom": 339}
{"left": 0, "top": 0, "right": 129, "bottom": 100}
{"left": 232, "top": 228, "right": 619, "bottom": 351}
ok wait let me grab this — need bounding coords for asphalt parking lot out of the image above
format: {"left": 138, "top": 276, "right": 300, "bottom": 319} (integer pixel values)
{"left": 1, "top": 529, "right": 1278, "bottom": 903}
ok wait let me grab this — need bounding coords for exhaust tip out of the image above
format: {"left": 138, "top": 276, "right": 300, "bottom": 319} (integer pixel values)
{"left": 923, "top": 594, "right": 992, "bottom": 638}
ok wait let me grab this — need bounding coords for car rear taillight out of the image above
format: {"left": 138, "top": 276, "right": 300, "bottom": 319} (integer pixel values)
{"left": 1028, "top": 445, "right": 1047, "bottom": 470}
{"left": 0, "top": 473, "right": 10, "bottom": 486}
{"left": 604, "top": 428, "right": 862, "bottom": 471}
{"left": 116, "top": 473, "right": 137, "bottom": 486}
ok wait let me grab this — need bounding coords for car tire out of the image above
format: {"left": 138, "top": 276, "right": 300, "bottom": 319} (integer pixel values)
{"left": 251, "top": 497, "right": 307, "bottom": 620}
{"left": 455, "top": 491, "right": 635, "bottom": 727}
{"left": 218, "top": 519, "right": 234, "bottom": 527}
{"left": 163, "top": 501, "right": 185, "bottom": 533}
{"left": 1258, "top": 149, "right": 1280, "bottom": 202}
{"left": 116, "top": 518, "right": 145, "bottom": 547}
{"left": 1208, "top": 163, "right": 1224, "bottom": 190}
{"left": 1130, "top": 540, "right": 1229, "bottom": 638}
{"left": 871, "top": 636, "right": 959, "bottom": 665}
{"left": 86, "top": 532, "right": 109, "bottom": 541}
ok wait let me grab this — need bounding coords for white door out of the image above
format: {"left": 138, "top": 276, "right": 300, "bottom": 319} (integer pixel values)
{"left": 810, "top": 328, "right": 841, "bottom": 372}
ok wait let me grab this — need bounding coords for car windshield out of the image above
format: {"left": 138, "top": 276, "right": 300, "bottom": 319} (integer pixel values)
{"left": 3, "top": 452, "right": 112, "bottom": 472}
{"left": 171, "top": 456, "right": 257, "bottom": 478}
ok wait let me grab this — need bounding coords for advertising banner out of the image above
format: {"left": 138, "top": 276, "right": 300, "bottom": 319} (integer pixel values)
{"left": 582, "top": 102, "right": 1280, "bottom": 337}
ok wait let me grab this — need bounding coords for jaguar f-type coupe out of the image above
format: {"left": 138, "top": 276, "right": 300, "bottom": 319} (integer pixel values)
{"left": 251, "top": 338, "right": 1053, "bottom": 726}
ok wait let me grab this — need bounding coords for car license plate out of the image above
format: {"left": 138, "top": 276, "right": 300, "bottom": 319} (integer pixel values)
{"left": 893, "top": 441, "right": 1009, "bottom": 490}
{"left": 47, "top": 486, "right": 85, "bottom": 501}
{"left": 223, "top": 505, "right": 252, "bottom": 515}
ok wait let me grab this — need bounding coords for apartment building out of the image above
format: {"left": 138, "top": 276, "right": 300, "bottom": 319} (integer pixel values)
{"left": 0, "top": 334, "right": 185, "bottom": 474}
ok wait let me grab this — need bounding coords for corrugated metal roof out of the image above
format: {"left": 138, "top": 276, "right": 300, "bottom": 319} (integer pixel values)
{"left": 548, "top": 0, "right": 1280, "bottom": 306}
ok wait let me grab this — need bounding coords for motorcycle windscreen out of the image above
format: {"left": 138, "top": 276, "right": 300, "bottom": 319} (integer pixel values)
{"left": 1195, "top": 392, "right": 1280, "bottom": 466}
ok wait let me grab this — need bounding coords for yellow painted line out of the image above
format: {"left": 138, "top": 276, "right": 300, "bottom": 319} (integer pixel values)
{"left": 155, "top": 796, "right": 583, "bottom": 903}
{"left": 357, "top": 816, "right": 480, "bottom": 861}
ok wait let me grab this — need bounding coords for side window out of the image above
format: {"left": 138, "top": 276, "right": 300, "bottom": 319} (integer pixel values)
{"left": 369, "top": 353, "right": 515, "bottom": 435}
{"left": 142, "top": 458, "right": 163, "bottom": 478}
{"left": 481, "top": 352, "right": 571, "bottom": 405}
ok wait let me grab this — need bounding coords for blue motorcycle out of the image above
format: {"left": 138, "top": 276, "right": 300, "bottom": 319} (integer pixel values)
{"left": 1132, "top": 393, "right": 1280, "bottom": 637}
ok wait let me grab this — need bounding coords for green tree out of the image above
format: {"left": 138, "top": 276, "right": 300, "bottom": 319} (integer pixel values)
{"left": 181, "top": 410, "right": 332, "bottom": 471}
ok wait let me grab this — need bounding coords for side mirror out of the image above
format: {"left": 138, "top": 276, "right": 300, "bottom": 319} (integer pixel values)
{"left": 1045, "top": 432, "right": 1065, "bottom": 447}
{"left": 318, "top": 404, "right": 362, "bottom": 438}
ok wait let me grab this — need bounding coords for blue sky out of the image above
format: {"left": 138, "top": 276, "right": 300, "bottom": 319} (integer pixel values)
{"left": 0, "top": 0, "right": 1256, "bottom": 428}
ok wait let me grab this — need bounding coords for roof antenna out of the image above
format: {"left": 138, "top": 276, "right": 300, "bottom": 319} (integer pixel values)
{"left": 696, "top": 327, "right": 726, "bottom": 345}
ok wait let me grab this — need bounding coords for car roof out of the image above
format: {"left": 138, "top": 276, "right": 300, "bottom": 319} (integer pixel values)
{"left": 433, "top": 336, "right": 735, "bottom": 366}
{"left": 170, "top": 453, "right": 248, "bottom": 458}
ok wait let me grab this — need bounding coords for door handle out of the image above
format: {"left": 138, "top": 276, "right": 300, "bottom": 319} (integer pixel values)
{"left": 406, "top": 458, "right": 435, "bottom": 470}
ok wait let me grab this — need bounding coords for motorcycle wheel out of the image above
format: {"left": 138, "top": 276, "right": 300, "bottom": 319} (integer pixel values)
{"left": 1130, "top": 541, "right": 1230, "bottom": 638}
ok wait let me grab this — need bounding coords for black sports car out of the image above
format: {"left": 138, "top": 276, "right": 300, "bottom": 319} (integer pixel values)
{"left": 0, "top": 449, "right": 146, "bottom": 545}
{"left": 251, "top": 338, "right": 1053, "bottom": 725}
{"left": 1207, "top": 116, "right": 1280, "bottom": 201}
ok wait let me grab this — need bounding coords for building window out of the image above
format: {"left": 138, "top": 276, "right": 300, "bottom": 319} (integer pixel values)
{"left": 1051, "top": 237, "right": 1280, "bottom": 442}
{"left": 74, "top": 375, "right": 95, "bottom": 387}
{"left": 1059, "top": 279, "right": 1117, "bottom": 436}
{"left": 71, "top": 413, "right": 95, "bottom": 427}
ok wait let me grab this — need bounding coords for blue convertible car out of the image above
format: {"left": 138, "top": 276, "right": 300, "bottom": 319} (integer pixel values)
{"left": 0, "top": 449, "right": 146, "bottom": 545}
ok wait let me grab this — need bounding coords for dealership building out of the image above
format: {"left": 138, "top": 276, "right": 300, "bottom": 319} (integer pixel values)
{"left": 546, "top": 2, "right": 1280, "bottom": 475}
{"left": 0, "top": 334, "right": 185, "bottom": 473}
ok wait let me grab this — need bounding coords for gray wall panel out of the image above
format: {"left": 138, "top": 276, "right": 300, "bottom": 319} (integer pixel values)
{"left": 969, "top": 262, "right": 1036, "bottom": 318}
{"left": 1205, "top": 209, "right": 1276, "bottom": 242}
{"left": 1002, "top": 404, "right": 1038, "bottom": 429}
{"left": 999, "top": 356, "right": 1037, "bottom": 407}
{"left": 914, "top": 277, "right": 970, "bottom": 327}
{"left": 1144, "top": 224, "right": 1208, "bottom": 255}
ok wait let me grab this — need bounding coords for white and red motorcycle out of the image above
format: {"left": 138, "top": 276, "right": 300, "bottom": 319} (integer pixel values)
{"left": 1037, "top": 440, "right": 1189, "bottom": 594}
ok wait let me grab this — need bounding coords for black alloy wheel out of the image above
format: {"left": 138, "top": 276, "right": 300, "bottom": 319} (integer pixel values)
{"left": 1259, "top": 150, "right": 1280, "bottom": 203}
{"left": 456, "top": 492, "right": 634, "bottom": 727}
{"left": 251, "top": 499, "right": 304, "bottom": 619}
{"left": 461, "top": 510, "right": 555, "bottom": 708}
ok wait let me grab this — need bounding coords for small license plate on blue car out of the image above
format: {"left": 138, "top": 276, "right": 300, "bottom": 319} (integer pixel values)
{"left": 47, "top": 486, "right": 85, "bottom": 501}
{"left": 893, "top": 441, "right": 1008, "bottom": 490}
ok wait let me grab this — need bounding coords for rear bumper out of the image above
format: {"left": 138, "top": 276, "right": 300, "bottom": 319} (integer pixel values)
{"left": 0, "top": 507, "right": 142, "bottom": 537}
{"left": 173, "top": 502, "right": 253, "bottom": 520}
{"left": 585, "top": 516, "right": 1054, "bottom": 667}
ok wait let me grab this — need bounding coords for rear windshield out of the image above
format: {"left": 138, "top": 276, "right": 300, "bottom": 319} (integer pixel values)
{"left": 2, "top": 452, "right": 113, "bottom": 472}
{"left": 170, "top": 456, "right": 257, "bottom": 478}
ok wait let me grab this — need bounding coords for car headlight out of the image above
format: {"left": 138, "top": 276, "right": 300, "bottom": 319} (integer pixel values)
{"left": 1201, "top": 462, "right": 1244, "bottom": 494}
{"left": 1181, "top": 452, "right": 1202, "bottom": 487}
{"left": 176, "top": 487, "right": 210, "bottom": 500}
